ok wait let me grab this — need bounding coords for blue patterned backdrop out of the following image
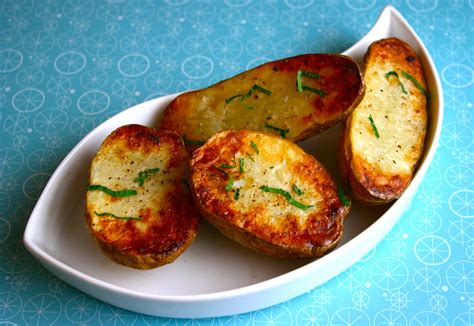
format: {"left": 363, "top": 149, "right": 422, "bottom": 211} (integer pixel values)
{"left": 0, "top": 0, "right": 473, "bottom": 325}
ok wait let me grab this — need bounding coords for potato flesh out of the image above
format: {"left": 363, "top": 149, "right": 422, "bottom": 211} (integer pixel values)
{"left": 161, "top": 54, "right": 364, "bottom": 145}
{"left": 220, "top": 135, "right": 321, "bottom": 228}
{"left": 183, "top": 69, "right": 316, "bottom": 139}
{"left": 191, "top": 130, "right": 349, "bottom": 257}
{"left": 343, "top": 37, "right": 428, "bottom": 203}
{"left": 350, "top": 65, "right": 426, "bottom": 176}
{"left": 88, "top": 142, "right": 179, "bottom": 236}
{"left": 85, "top": 125, "right": 200, "bottom": 269}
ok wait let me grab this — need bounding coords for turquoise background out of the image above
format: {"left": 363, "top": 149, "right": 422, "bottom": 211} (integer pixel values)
{"left": 0, "top": 0, "right": 473, "bottom": 324}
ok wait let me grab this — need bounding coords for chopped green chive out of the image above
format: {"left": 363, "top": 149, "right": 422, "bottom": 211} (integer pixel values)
{"left": 337, "top": 186, "right": 350, "bottom": 206}
{"left": 87, "top": 185, "right": 137, "bottom": 197}
{"left": 134, "top": 167, "right": 160, "bottom": 186}
{"left": 297, "top": 70, "right": 304, "bottom": 92}
{"left": 296, "top": 70, "right": 325, "bottom": 96}
{"left": 292, "top": 184, "right": 304, "bottom": 196}
{"left": 247, "top": 153, "right": 255, "bottom": 162}
{"left": 239, "top": 157, "right": 245, "bottom": 173}
{"left": 225, "top": 94, "right": 244, "bottom": 104}
{"left": 264, "top": 123, "right": 289, "bottom": 138}
{"left": 249, "top": 84, "right": 272, "bottom": 96}
{"left": 225, "top": 84, "right": 272, "bottom": 109}
{"left": 212, "top": 165, "right": 228, "bottom": 176}
{"left": 385, "top": 71, "right": 407, "bottom": 94}
{"left": 94, "top": 211, "right": 141, "bottom": 221}
{"left": 183, "top": 136, "right": 206, "bottom": 146}
{"left": 259, "top": 185, "right": 313, "bottom": 210}
{"left": 220, "top": 164, "right": 236, "bottom": 169}
{"left": 301, "top": 70, "right": 321, "bottom": 79}
{"left": 234, "top": 188, "right": 241, "bottom": 200}
{"left": 368, "top": 115, "right": 380, "bottom": 139}
{"left": 225, "top": 176, "right": 234, "bottom": 191}
{"left": 301, "top": 85, "right": 326, "bottom": 96}
{"left": 401, "top": 71, "right": 428, "bottom": 98}
{"left": 250, "top": 140, "right": 259, "bottom": 154}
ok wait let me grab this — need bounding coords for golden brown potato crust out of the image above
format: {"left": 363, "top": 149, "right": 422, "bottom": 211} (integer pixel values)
{"left": 160, "top": 54, "right": 364, "bottom": 152}
{"left": 86, "top": 125, "right": 200, "bottom": 269}
{"left": 191, "top": 130, "right": 350, "bottom": 258}
{"left": 338, "top": 38, "right": 428, "bottom": 205}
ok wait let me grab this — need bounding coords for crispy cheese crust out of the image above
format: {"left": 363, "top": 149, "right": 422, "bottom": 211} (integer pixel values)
{"left": 191, "top": 130, "right": 350, "bottom": 258}
{"left": 86, "top": 125, "right": 200, "bottom": 269}
{"left": 160, "top": 54, "right": 364, "bottom": 151}
{"left": 338, "top": 38, "right": 428, "bottom": 205}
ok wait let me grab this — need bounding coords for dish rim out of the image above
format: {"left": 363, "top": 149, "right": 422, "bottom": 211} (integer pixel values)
{"left": 23, "top": 3, "right": 444, "bottom": 309}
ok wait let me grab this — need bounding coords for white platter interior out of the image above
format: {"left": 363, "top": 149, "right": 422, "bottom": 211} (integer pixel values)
{"left": 24, "top": 5, "right": 443, "bottom": 318}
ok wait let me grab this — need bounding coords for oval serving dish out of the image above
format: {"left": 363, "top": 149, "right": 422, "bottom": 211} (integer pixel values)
{"left": 24, "top": 6, "right": 443, "bottom": 318}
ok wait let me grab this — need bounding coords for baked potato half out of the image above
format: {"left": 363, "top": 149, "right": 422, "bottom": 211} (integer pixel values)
{"left": 190, "top": 130, "right": 350, "bottom": 258}
{"left": 86, "top": 125, "right": 200, "bottom": 269}
{"left": 338, "top": 38, "right": 428, "bottom": 205}
{"left": 160, "top": 54, "right": 364, "bottom": 151}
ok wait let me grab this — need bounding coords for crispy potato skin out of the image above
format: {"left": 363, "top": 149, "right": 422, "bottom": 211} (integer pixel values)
{"left": 338, "top": 38, "right": 428, "bottom": 205}
{"left": 191, "top": 130, "right": 350, "bottom": 258}
{"left": 160, "top": 54, "right": 364, "bottom": 151}
{"left": 86, "top": 125, "right": 200, "bottom": 269}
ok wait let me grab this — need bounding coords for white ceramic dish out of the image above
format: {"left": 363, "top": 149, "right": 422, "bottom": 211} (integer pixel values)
{"left": 24, "top": 6, "right": 443, "bottom": 318}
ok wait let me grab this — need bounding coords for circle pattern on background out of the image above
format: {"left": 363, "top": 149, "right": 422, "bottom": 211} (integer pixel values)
{"left": 77, "top": 90, "right": 110, "bottom": 115}
{"left": 0, "top": 1, "right": 472, "bottom": 325}
{"left": 11, "top": 88, "right": 45, "bottom": 113}
{"left": 53, "top": 51, "right": 86, "bottom": 75}
{"left": 117, "top": 53, "right": 150, "bottom": 77}
{"left": 0, "top": 49, "right": 23, "bottom": 73}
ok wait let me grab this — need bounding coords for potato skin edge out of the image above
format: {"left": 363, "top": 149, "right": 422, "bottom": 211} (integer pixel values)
{"left": 160, "top": 54, "right": 365, "bottom": 153}
{"left": 190, "top": 130, "right": 350, "bottom": 258}
{"left": 85, "top": 125, "right": 200, "bottom": 269}
{"left": 338, "top": 37, "right": 428, "bottom": 205}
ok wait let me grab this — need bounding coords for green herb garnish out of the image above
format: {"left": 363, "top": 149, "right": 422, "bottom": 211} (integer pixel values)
{"left": 94, "top": 211, "right": 141, "bottom": 221}
{"left": 301, "top": 70, "right": 321, "bottom": 79}
{"left": 248, "top": 84, "right": 272, "bottom": 96}
{"left": 385, "top": 71, "right": 407, "bottom": 94}
{"left": 183, "top": 136, "right": 206, "bottom": 146}
{"left": 292, "top": 184, "right": 304, "bottom": 196}
{"left": 368, "top": 115, "right": 380, "bottom": 139}
{"left": 134, "top": 167, "right": 160, "bottom": 186}
{"left": 86, "top": 185, "right": 137, "bottom": 197}
{"left": 259, "top": 185, "right": 313, "bottom": 210}
{"left": 401, "top": 71, "right": 428, "bottom": 97}
{"left": 220, "top": 164, "right": 236, "bottom": 169}
{"left": 212, "top": 165, "right": 229, "bottom": 176}
{"left": 337, "top": 186, "right": 350, "bottom": 206}
{"left": 250, "top": 140, "right": 259, "bottom": 154}
{"left": 225, "top": 94, "right": 244, "bottom": 104}
{"left": 239, "top": 157, "right": 245, "bottom": 173}
{"left": 225, "top": 84, "right": 272, "bottom": 109}
{"left": 234, "top": 188, "right": 241, "bottom": 200}
{"left": 247, "top": 153, "right": 255, "bottom": 162}
{"left": 296, "top": 70, "right": 325, "bottom": 96}
{"left": 225, "top": 176, "right": 234, "bottom": 191}
{"left": 301, "top": 85, "right": 326, "bottom": 96}
{"left": 264, "top": 123, "right": 289, "bottom": 138}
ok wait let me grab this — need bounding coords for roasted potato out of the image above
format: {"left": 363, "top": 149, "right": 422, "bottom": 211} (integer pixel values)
{"left": 338, "top": 38, "right": 428, "bottom": 205}
{"left": 85, "top": 125, "right": 200, "bottom": 269}
{"left": 190, "top": 130, "right": 350, "bottom": 258}
{"left": 160, "top": 54, "right": 364, "bottom": 151}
